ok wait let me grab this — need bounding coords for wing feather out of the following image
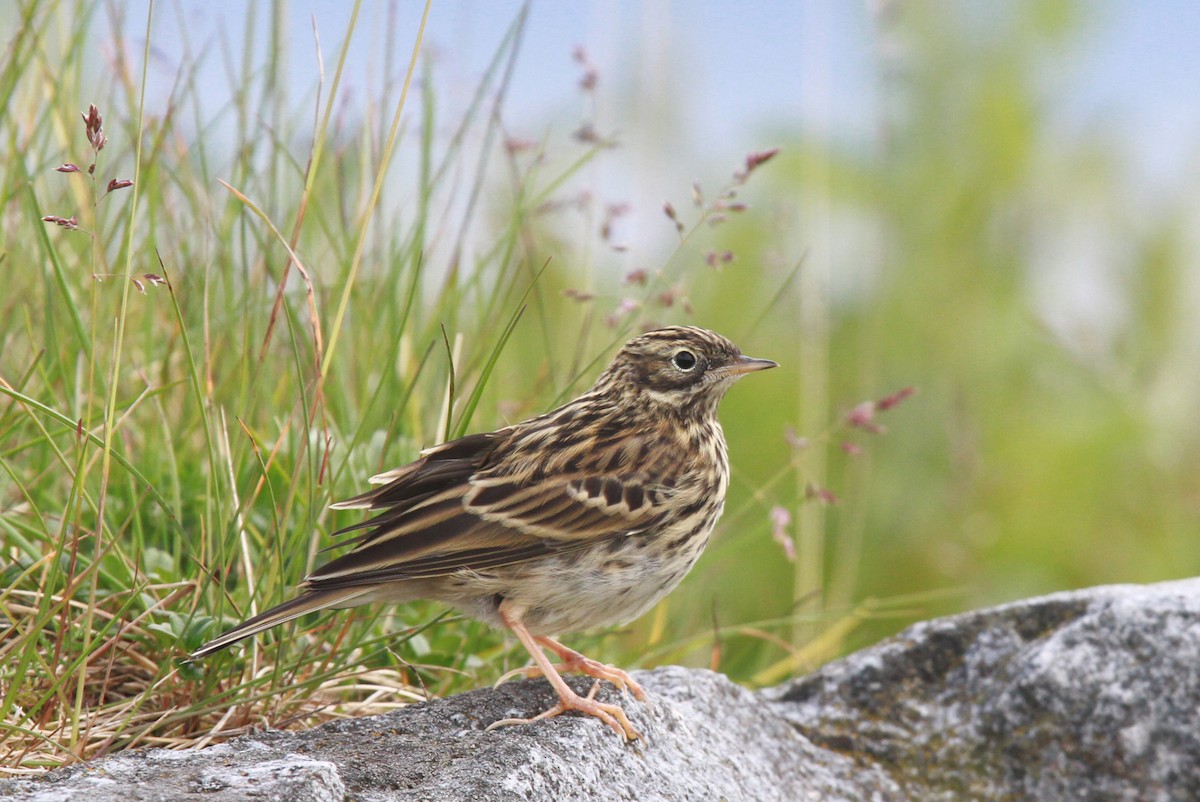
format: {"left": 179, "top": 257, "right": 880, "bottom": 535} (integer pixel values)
{"left": 310, "top": 423, "right": 679, "bottom": 592}
{"left": 330, "top": 431, "right": 503, "bottom": 512}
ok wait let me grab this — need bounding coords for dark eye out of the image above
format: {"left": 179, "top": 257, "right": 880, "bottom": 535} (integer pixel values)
{"left": 672, "top": 350, "right": 697, "bottom": 371}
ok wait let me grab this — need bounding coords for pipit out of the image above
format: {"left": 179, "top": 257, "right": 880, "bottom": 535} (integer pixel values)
{"left": 190, "top": 326, "right": 776, "bottom": 740}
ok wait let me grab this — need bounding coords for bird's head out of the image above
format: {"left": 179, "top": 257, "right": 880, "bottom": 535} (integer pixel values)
{"left": 594, "top": 326, "right": 777, "bottom": 416}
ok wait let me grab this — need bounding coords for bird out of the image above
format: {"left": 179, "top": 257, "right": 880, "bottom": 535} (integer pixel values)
{"left": 189, "top": 325, "right": 776, "bottom": 740}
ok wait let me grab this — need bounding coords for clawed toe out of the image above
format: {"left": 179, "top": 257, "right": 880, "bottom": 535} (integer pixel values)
{"left": 486, "top": 684, "right": 641, "bottom": 741}
{"left": 571, "top": 656, "right": 646, "bottom": 700}
{"left": 493, "top": 665, "right": 542, "bottom": 688}
{"left": 493, "top": 607, "right": 645, "bottom": 741}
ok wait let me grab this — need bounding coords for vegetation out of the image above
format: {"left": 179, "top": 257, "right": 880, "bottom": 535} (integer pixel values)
{"left": 2, "top": 0, "right": 1196, "bottom": 772}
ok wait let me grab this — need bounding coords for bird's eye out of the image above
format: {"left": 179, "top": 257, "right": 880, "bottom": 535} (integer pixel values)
{"left": 672, "top": 350, "right": 697, "bottom": 371}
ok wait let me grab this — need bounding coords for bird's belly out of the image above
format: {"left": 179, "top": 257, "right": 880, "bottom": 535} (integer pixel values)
{"left": 445, "top": 521, "right": 716, "bottom": 636}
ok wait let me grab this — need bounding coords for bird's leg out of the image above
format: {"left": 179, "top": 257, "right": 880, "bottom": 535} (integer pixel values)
{"left": 486, "top": 602, "right": 641, "bottom": 741}
{"left": 535, "top": 635, "right": 648, "bottom": 700}
{"left": 493, "top": 636, "right": 647, "bottom": 700}
{"left": 493, "top": 637, "right": 647, "bottom": 700}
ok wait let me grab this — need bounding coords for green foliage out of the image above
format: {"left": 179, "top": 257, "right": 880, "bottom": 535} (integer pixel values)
{"left": 689, "top": 0, "right": 1200, "bottom": 663}
{"left": 1, "top": 0, "right": 1196, "bottom": 770}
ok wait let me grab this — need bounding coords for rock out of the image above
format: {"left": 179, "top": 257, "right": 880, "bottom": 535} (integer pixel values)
{"left": 4, "top": 579, "right": 1198, "bottom": 801}
{"left": 770, "top": 577, "right": 1200, "bottom": 801}
{"left": 0, "top": 668, "right": 865, "bottom": 802}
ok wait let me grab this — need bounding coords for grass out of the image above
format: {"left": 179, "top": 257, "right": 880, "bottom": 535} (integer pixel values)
{"left": 0, "top": 2, "right": 851, "bottom": 771}
{"left": 7, "top": 0, "right": 1199, "bottom": 776}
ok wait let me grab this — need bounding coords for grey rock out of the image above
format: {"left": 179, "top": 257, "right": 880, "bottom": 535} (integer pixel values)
{"left": 770, "top": 577, "right": 1200, "bottom": 801}
{"left": 0, "top": 668, "right": 871, "bottom": 802}
{"left": 3, "top": 579, "right": 1198, "bottom": 801}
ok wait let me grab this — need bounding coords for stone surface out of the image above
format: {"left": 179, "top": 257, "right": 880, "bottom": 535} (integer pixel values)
{"left": 1, "top": 668, "right": 873, "bottom": 802}
{"left": 4, "top": 579, "right": 1198, "bottom": 801}
{"left": 771, "top": 578, "right": 1200, "bottom": 802}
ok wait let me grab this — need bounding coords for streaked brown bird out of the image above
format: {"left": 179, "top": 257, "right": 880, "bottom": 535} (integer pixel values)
{"left": 190, "top": 326, "right": 776, "bottom": 739}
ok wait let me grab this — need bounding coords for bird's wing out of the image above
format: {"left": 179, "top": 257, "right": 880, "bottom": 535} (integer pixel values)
{"left": 328, "top": 430, "right": 505, "bottom": 516}
{"left": 308, "top": 431, "right": 678, "bottom": 589}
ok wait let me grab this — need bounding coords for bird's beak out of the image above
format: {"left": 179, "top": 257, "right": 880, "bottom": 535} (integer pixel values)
{"left": 723, "top": 355, "right": 778, "bottom": 376}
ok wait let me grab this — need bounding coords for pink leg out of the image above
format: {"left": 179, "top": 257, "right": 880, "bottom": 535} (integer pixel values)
{"left": 486, "top": 602, "right": 641, "bottom": 741}
{"left": 534, "top": 635, "right": 647, "bottom": 700}
{"left": 493, "top": 637, "right": 647, "bottom": 701}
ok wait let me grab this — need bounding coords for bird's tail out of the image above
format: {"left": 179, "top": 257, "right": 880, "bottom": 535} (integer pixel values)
{"left": 187, "top": 586, "right": 373, "bottom": 661}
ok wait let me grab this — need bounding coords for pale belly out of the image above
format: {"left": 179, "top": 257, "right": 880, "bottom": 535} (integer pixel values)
{"left": 441, "top": 505, "right": 721, "bottom": 636}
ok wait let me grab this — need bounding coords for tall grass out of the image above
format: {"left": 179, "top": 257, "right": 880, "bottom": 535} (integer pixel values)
{"left": 5, "top": 0, "right": 1197, "bottom": 775}
{"left": 0, "top": 2, "right": 822, "bottom": 770}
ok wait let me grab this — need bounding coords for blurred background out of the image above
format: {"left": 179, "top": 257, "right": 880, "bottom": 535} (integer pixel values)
{"left": 3, "top": 0, "right": 1200, "bottom": 764}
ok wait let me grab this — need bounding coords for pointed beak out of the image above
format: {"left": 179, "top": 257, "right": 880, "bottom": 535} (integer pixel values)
{"left": 723, "top": 354, "right": 778, "bottom": 376}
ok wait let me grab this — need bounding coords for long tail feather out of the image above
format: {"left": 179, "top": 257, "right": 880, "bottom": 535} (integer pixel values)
{"left": 188, "top": 586, "right": 373, "bottom": 661}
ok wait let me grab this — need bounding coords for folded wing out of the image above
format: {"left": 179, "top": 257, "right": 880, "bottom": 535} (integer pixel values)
{"left": 308, "top": 429, "right": 675, "bottom": 589}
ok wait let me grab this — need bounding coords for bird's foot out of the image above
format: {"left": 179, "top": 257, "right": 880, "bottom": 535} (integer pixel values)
{"left": 486, "top": 681, "right": 640, "bottom": 741}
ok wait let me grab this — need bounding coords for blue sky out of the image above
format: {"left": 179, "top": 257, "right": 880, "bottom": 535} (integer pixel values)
{"left": 142, "top": 1, "right": 1200, "bottom": 192}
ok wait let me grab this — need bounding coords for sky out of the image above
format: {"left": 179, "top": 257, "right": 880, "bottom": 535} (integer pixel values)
{"left": 111, "top": 0, "right": 1200, "bottom": 347}
{"left": 138, "top": 0, "right": 1200, "bottom": 194}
